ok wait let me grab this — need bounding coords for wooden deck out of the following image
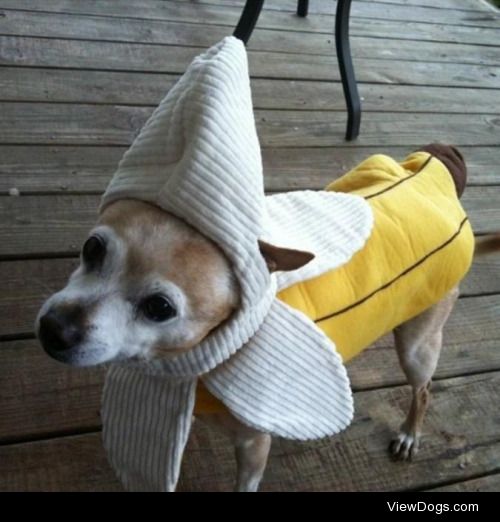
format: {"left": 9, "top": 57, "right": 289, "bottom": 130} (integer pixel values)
{"left": 1, "top": 0, "right": 500, "bottom": 492}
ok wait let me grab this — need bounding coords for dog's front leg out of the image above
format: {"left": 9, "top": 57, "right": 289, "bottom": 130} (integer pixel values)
{"left": 197, "top": 411, "right": 271, "bottom": 491}
{"left": 234, "top": 430, "right": 272, "bottom": 492}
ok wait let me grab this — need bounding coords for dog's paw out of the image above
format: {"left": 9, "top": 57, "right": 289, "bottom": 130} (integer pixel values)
{"left": 389, "top": 432, "right": 420, "bottom": 461}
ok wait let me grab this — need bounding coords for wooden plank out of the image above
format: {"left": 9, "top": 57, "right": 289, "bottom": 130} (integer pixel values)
{"left": 3, "top": 68, "right": 500, "bottom": 114}
{"left": 0, "top": 432, "right": 122, "bottom": 492}
{"left": 0, "top": 145, "right": 126, "bottom": 194}
{"left": 0, "top": 258, "right": 78, "bottom": 336}
{"left": 1, "top": 294, "right": 499, "bottom": 443}
{"left": 175, "top": 0, "right": 496, "bottom": 16}
{"left": 0, "top": 339, "right": 105, "bottom": 443}
{"left": 0, "top": 194, "right": 97, "bottom": 257}
{"left": 2, "top": 371, "right": 500, "bottom": 491}
{"left": 304, "top": 0, "right": 500, "bottom": 30}
{"left": 1, "top": 249, "right": 498, "bottom": 337}
{"left": 0, "top": 103, "right": 153, "bottom": 146}
{"left": 2, "top": 37, "right": 499, "bottom": 88}
{"left": 2, "top": 104, "right": 500, "bottom": 147}
{"left": 0, "top": 34, "right": 500, "bottom": 72}
{"left": 460, "top": 186, "right": 500, "bottom": 234}
{"left": 354, "top": 0, "right": 493, "bottom": 11}
{"left": 0, "top": 36, "right": 216, "bottom": 73}
{"left": 0, "top": 8, "right": 499, "bottom": 53}
{"left": 253, "top": 111, "right": 500, "bottom": 148}
{"left": 1, "top": 186, "right": 499, "bottom": 258}
{"left": 1, "top": 0, "right": 498, "bottom": 34}
{"left": 462, "top": 254, "right": 500, "bottom": 296}
{"left": 351, "top": 0, "right": 499, "bottom": 23}
{"left": 429, "top": 473, "right": 500, "bottom": 492}
{"left": 2, "top": 146, "right": 499, "bottom": 195}
{"left": 258, "top": 147, "right": 500, "bottom": 188}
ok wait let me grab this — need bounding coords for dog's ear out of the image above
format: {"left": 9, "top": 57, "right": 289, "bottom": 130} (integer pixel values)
{"left": 258, "top": 240, "right": 315, "bottom": 273}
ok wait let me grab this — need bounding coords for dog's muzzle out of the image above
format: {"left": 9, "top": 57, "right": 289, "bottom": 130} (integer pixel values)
{"left": 38, "top": 304, "right": 86, "bottom": 362}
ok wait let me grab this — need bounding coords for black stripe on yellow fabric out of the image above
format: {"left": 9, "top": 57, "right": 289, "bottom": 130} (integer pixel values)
{"left": 365, "top": 155, "right": 433, "bottom": 201}
{"left": 315, "top": 216, "right": 469, "bottom": 324}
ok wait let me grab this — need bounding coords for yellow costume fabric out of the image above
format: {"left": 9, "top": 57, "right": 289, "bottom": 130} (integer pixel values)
{"left": 195, "top": 152, "right": 474, "bottom": 414}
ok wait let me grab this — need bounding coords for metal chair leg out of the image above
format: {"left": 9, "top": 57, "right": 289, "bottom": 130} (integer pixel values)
{"left": 335, "top": 0, "right": 361, "bottom": 141}
{"left": 233, "top": 0, "right": 265, "bottom": 44}
{"left": 297, "top": 0, "right": 309, "bottom": 17}
{"left": 233, "top": 0, "right": 361, "bottom": 140}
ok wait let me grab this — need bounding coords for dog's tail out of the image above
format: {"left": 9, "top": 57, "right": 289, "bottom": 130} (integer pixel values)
{"left": 475, "top": 234, "right": 500, "bottom": 259}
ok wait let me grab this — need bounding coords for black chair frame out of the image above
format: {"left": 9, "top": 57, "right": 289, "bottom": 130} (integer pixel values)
{"left": 233, "top": 0, "right": 361, "bottom": 141}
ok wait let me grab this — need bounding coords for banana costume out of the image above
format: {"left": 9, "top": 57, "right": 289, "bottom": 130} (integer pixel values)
{"left": 196, "top": 150, "right": 474, "bottom": 413}
{"left": 99, "top": 37, "right": 474, "bottom": 491}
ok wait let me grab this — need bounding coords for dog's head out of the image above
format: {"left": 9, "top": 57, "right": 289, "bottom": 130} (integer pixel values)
{"left": 36, "top": 199, "right": 313, "bottom": 367}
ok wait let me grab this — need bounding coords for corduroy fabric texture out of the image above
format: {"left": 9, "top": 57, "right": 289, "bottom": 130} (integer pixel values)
{"left": 203, "top": 299, "right": 354, "bottom": 438}
{"left": 102, "top": 366, "right": 195, "bottom": 492}
{"left": 263, "top": 191, "right": 373, "bottom": 291}
{"left": 100, "top": 36, "right": 273, "bottom": 377}
{"left": 100, "top": 36, "right": 374, "bottom": 491}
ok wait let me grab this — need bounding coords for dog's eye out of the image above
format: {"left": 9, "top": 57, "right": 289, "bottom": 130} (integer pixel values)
{"left": 140, "top": 294, "right": 176, "bottom": 322}
{"left": 82, "top": 235, "right": 106, "bottom": 270}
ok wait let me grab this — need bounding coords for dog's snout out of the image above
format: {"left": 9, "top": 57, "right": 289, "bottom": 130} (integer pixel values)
{"left": 38, "top": 305, "right": 85, "bottom": 354}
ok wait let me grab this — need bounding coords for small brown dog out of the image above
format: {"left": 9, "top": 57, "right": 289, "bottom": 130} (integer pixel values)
{"left": 36, "top": 148, "right": 499, "bottom": 492}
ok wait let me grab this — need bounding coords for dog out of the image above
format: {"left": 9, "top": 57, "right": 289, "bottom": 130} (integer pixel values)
{"left": 35, "top": 144, "right": 500, "bottom": 492}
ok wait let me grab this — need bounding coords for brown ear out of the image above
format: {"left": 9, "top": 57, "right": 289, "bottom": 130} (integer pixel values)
{"left": 258, "top": 240, "right": 315, "bottom": 273}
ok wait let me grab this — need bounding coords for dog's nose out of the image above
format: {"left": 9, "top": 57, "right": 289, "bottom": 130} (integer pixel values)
{"left": 38, "top": 306, "right": 85, "bottom": 353}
